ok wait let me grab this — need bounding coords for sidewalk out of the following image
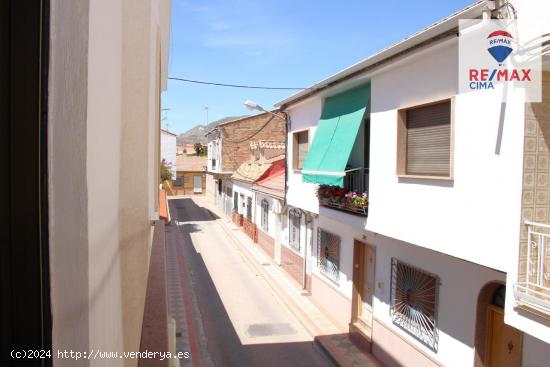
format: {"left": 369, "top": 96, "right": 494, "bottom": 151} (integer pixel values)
{"left": 201, "top": 198, "right": 383, "bottom": 367}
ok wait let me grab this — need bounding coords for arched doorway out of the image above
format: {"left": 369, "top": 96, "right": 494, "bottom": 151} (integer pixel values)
{"left": 474, "top": 283, "right": 523, "bottom": 367}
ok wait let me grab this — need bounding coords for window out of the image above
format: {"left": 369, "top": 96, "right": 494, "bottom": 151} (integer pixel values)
{"left": 317, "top": 229, "right": 340, "bottom": 283}
{"left": 390, "top": 258, "right": 439, "bottom": 351}
{"left": 246, "top": 197, "right": 252, "bottom": 220}
{"left": 397, "top": 99, "right": 452, "bottom": 178}
{"left": 293, "top": 130, "right": 309, "bottom": 170}
{"left": 218, "top": 179, "right": 222, "bottom": 195}
{"left": 288, "top": 208, "right": 301, "bottom": 251}
{"left": 173, "top": 178, "right": 182, "bottom": 186}
{"left": 261, "top": 199, "right": 269, "bottom": 232}
{"left": 233, "top": 192, "right": 238, "bottom": 211}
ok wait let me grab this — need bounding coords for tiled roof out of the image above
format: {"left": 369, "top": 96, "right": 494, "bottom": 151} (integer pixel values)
{"left": 252, "top": 158, "right": 285, "bottom": 198}
{"left": 176, "top": 155, "right": 207, "bottom": 172}
{"left": 232, "top": 154, "right": 285, "bottom": 183}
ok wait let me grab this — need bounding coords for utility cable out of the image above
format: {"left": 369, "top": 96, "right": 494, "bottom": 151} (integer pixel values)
{"left": 168, "top": 77, "right": 310, "bottom": 90}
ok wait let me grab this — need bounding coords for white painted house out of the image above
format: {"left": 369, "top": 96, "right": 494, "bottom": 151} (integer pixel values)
{"left": 161, "top": 128, "right": 177, "bottom": 178}
{"left": 276, "top": 1, "right": 550, "bottom": 367}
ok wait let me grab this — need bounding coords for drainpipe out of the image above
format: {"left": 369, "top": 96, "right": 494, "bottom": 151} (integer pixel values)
{"left": 280, "top": 110, "right": 290, "bottom": 207}
{"left": 303, "top": 212, "right": 314, "bottom": 291}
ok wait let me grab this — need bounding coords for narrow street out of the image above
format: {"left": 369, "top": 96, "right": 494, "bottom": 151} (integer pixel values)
{"left": 166, "top": 196, "right": 335, "bottom": 367}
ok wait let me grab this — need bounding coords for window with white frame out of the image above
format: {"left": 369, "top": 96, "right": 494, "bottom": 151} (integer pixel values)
{"left": 261, "top": 199, "right": 269, "bottom": 232}
{"left": 288, "top": 208, "right": 301, "bottom": 252}
{"left": 317, "top": 228, "right": 340, "bottom": 283}
{"left": 390, "top": 258, "right": 439, "bottom": 351}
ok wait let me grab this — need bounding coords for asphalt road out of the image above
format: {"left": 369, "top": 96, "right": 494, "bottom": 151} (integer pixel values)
{"left": 168, "top": 196, "right": 335, "bottom": 367}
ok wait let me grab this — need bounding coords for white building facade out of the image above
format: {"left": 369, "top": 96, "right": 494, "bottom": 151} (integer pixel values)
{"left": 277, "top": 1, "right": 550, "bottom": 366}
{"left": 161, "top": 128, "right": 177, "bottom": 178}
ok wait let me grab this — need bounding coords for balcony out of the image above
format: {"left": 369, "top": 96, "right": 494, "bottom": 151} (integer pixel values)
{"left": 316, "top": 168, "right": 369, "bottom": 217}
{"left": 514, "top": 221, "right": 550, "bottom": 316}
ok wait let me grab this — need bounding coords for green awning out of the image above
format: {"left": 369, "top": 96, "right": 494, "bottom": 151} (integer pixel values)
{"left": 302, "top": 84, "right": 370, "bottom": 187}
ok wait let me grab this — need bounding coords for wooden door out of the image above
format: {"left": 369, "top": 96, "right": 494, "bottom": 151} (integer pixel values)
{"left": 485, "top": 305, "right": 522, "bottom": 367}
{"left": 352, "top": 240, "right": 375, "bottom": 337}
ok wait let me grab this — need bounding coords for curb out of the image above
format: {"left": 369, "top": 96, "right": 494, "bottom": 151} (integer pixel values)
{"left": 204, "top": 202, "right": 345, "bottom": 366}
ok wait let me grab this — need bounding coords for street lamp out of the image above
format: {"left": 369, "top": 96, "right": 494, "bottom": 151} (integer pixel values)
{"left": 244, "top": 100, "right": 281, "bottom": 119}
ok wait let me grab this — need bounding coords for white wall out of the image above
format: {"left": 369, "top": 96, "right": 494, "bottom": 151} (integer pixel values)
{"left": 161, "top": 130, "right": 176, "bottom": 178}
{"left": 369, "top": 232, "right": 505, "bottom": 367}
{"left": 308, "top": 210, "right": 505, "bottom": 367}
{"left": 232, "top": 180, "right": 254, "bottom": 217}
{"left": 367, "top": 38, "right": 524, "bottom": 273}
{"left": 207, "top": 134, "right": 222, "bottom": 173}
{"left": 286, "top": 98, "right": 322, "bottom": 214}
{"left": 254, "top": 192, "right": 280, "bottom": 238}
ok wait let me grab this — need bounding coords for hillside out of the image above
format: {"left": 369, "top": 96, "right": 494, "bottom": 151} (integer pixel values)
{"left": 176, "top": 115, "right": 248, "bottom": 145}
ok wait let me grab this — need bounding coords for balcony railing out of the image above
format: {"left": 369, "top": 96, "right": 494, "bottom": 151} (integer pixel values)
{"left": 514, "top": 221, "right": 550, "bottom": 316}
{"left": 317, "top": 167, "right": 369, "bottom": 217}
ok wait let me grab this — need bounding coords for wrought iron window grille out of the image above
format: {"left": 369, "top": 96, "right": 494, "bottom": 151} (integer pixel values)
{"left": 288, "top": 208, "right": 302, "bottom": 252}
{"left": 390, "top": 258, "right": 439, "bottom": 351}
{"left": 317, "top": 228, "right": 340, "bottom": 284}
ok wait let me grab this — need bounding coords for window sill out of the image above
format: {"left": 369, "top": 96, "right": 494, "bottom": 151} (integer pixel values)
{"left": 397, "top": 174, "right": 453, "bottom": 181}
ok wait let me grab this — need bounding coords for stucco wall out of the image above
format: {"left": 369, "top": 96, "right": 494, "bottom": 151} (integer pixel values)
{"left": 367, "top": 38, "right": 524, "bottom": 273}
{"left": 161, "top": 130, "right": 177, "bottom": 178}
{"left": 309, "top": 211, "right": 505, "bottom": 367}
{"left": 49, "top": 0, "right": 90, "bottom": 364}
{"left": 49, "top": 1, "right": 171, "bottom": 366}
{"left": 254, "top": 192, "right": 279, "bottom": 238}
{"left": 286, "top": 98, "right": 321, "bottom": 214}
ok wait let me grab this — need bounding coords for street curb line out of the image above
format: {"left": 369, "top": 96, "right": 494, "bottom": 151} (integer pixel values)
{"left": 203, "top": 204, "right": 343, "bottom": 367}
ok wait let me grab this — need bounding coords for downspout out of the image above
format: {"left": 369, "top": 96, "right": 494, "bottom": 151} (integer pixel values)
{"left": 303, "top": 213, "right": 313, "bottom": 291}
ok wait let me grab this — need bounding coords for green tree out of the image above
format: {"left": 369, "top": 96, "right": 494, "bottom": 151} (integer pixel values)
{"left": 160, "top": 159, "right": 172, "bottom": 181}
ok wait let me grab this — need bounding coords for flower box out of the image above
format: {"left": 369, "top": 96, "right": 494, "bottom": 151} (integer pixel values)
{"left": 317, "top": 185, "right": 368, "bottom": 217}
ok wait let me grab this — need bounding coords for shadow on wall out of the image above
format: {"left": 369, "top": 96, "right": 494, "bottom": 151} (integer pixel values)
{"left": 365, "top": 231, "right": 498, "bottom": 365}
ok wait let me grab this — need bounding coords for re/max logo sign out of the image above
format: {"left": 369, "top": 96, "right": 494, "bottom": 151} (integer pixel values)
{"left": 468, "top": 68, "right": 532, "bottom": 89}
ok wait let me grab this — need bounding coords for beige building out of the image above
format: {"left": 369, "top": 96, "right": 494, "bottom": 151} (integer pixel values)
{"left": 172, "top": 155, "right": 207, "bottom": 195}
{"left": 2, "top": 1, "right": 173, "bottom": 366}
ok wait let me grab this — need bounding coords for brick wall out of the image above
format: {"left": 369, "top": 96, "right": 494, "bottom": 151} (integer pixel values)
{"left": 281, "top": 245, "right": 304, "bottom": 287}
{"left": 257, "top": 229, "right": 275, "bottom": 259}
{"left": 220, "top": 112, "right": 286, "bottom": 173}
{"left": 243, "top": 217, "right": 257, "bottom": 242}
{"left": 232, "top": 211, "right": 243, "bottom": 227}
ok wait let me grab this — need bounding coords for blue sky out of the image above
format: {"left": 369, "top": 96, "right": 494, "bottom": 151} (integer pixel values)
{"left": 162, "top": 0, "right": 474, "bottom": 134}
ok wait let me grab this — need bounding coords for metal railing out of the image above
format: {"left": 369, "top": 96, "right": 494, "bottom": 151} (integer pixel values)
{"left": 318, "top": 167, "right": 369, "bottom": 217}
{"left": 513, "top": 221, "right": 550, "bottom": 315}
{"left": 343, "top": 167, "right": 369, "bottom": 194}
